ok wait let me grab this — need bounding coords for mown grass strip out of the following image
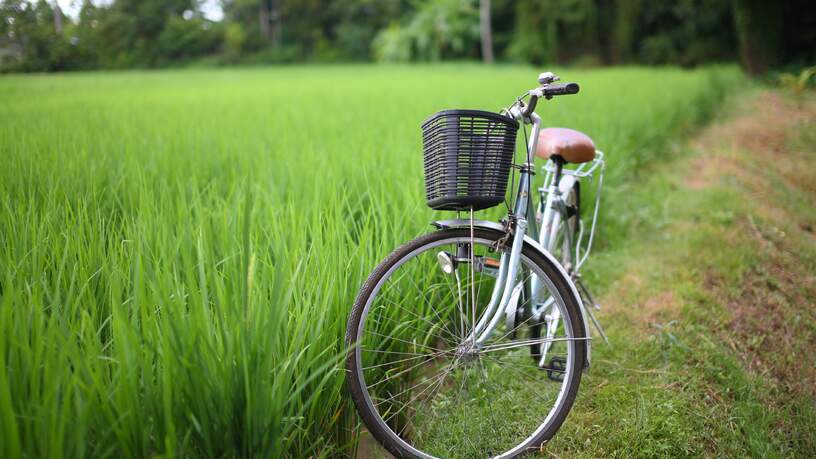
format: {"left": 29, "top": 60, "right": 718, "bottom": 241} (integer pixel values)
{"left": 546, "top": 90, "right": 815, "bottom": 458}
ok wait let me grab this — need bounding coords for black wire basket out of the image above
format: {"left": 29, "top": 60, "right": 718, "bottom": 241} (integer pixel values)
{"left": 422, "top": 109, "right": 519, "bottom": 211}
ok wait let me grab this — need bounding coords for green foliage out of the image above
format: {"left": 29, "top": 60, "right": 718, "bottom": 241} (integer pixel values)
{"left": 1, "top": 0, "right": 813, "bottom": 72}
{"left": 373, "top": 23, "right": 413, "bottom": 62}
{"left": 0, "top": 0, "right": 222, "bottom": 72}
{"left": 373, "top": 0, "right": 480, "bottom": 62}
{"left": 732, "top": 0, "right": 783, "bottom": 75}
{"left": 0, "top": 64, "right": 742, "bottom": 456}
{"left": 81, "top": 0, "right": 204, "bottom": 67}
{"left": 0, "top": 0, "right": 93, "bottom": 72}
{"left": 223, "top": 22, "right": 247, "bottom": 60}
{"left": 221, "top": 0, "right": 409, "bottom": 61}
{"left": 615, "top": 0, "right": 737, "bottom": 66}
{"left": 155, "top": 14, "right": 222, "bottom": 63}
{"left": 505, "top": 0, "right": 553, "bottom": 65}
{"left": 507, "top": 0, "right": 599, "bottom": 66}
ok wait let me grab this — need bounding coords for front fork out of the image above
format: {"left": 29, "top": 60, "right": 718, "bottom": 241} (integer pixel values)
{"left": 471, "top": 217, "right": 528, "bottom": 346}
{"left": 465, "top": 166, "right": 535, "bottom": 347}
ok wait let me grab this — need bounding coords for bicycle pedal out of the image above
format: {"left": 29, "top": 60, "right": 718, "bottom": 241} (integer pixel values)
{"left": 541, "top": 356, "right": 566, "bottom": 382}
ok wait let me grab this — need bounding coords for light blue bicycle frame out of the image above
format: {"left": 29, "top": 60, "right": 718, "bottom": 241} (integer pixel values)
{"left": 455, "top": 89, "right": 607, "bottom": 366}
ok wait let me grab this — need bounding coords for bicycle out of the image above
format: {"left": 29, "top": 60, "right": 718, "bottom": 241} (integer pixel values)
{"left": 346, "top": 72, "right": 608, "bottom": 458}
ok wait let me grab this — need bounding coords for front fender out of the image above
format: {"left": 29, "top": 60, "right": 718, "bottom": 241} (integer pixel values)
{"left": 433, "top": 218, "right": 592, "bottom": 369}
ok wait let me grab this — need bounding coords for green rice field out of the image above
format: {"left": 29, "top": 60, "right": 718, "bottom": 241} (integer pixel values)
{"left": 0, "top": 65, "right": 743, "bottom": 457}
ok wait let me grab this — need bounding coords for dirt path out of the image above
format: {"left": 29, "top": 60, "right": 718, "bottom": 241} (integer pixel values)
{"left": 688, "top": 91, "right": 816, "bottom": 398}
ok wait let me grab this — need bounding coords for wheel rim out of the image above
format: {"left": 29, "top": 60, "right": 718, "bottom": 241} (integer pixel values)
{"left": 353, "top": 235, "right": 579, "bottom": 458}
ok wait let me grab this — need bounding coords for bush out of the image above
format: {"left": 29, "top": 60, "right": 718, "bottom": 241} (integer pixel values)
{"left": 373, "top": 0, "right": 480, "bottom": 62}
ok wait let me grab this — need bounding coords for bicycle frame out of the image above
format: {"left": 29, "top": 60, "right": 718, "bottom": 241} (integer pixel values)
{"left": 436, "top": 105, "right": 605, "bottom": 367}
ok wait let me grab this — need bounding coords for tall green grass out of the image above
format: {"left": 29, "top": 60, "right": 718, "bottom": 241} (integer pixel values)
{"left": 0, "top": 64, "right": 742, "bottom": 457}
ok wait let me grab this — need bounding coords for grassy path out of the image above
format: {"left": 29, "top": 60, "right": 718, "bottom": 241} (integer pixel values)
{"left": 541, "top": 89, "right": 816, "bottom": 457}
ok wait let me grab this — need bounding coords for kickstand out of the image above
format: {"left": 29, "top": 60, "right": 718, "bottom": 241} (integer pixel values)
{"left": 575, "top": 277, "right": 610, "bottom": 345}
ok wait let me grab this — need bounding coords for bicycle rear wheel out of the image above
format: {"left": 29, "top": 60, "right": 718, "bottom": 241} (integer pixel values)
{"left": 346, "top": 228, "right": 586, "bottom": 458}
{"left": 531, "top": 181, "right": 580, "bottom": 367}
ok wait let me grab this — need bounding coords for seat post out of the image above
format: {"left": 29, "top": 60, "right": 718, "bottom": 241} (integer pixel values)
{"left": 552, "top": 156, "right": 565, "bottom": 187}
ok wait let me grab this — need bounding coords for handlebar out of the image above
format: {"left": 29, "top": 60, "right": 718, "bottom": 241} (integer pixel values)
{"left": 543, "top": 82, "right": 580, "bottom": 97}
{"left": 519, "top": 81, "right": 580, "bottom": 118}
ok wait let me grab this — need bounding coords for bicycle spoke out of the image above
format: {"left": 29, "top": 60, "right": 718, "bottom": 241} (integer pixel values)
{"left": 375, "top": 296, "right": 461, "bottom": 345}
{"left": 362, "top": 348, "right": 453, "bottom": 371}
{"left": 375, "top": 358, "right": 458, "bottom": 412}
{"left": 480, "top": 336, "right": 587, "bottom": 354}
{"left": 394, "top": 359, "right": 459, "bottom": 437}
{"left": 363, "top": 330, "right": 447, "bottom": 354}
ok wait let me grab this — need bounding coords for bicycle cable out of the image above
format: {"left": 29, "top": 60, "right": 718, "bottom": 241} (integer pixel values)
{"left": 520, "top": 122, "right": 531, "bottom": 212}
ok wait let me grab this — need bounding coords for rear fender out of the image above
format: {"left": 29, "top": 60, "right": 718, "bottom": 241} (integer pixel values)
{"left": 433, "top": 219, "right": 592, "bottom": 369}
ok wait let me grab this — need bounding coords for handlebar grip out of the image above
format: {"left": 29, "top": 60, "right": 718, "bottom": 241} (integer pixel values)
{"left": 521, "top": 82, "right": 579, "bottom": 117}
{"left": 543, "top": 82, "right": 580, "bottom": 97}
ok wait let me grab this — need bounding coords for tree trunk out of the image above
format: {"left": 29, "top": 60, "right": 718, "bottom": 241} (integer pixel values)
{"left": 259, "top": 0, "right": 282, "bottom": 48}
{"left": 53, "top": 3, "right": 64, "bottom": 35}
{"left": 480, "top": 0, "right": 494, "bottom": 63}
{"left": 259, "top": 1, "right": 272, "bottom": 41}
{"left": 612, "top": 0, "right": 640, "bottom": 64}
{"left": 732, "top": 0, "right": 783, "bottom": 75}
{"left": 270, "top": 0, "right": 282, "bottom": 48}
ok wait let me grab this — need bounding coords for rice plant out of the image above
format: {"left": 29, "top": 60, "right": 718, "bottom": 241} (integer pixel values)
{"left": 0, "top": 64, "right": 743, "bottom": 458}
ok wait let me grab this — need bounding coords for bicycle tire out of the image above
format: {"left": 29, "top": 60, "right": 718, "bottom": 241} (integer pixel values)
{"left": 345, "top": 228, "right": 586, "bottom": 458}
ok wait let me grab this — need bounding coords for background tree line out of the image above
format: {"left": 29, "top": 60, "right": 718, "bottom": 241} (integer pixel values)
{"left": 1, "top": 0, "right": 813, "bottom": 74}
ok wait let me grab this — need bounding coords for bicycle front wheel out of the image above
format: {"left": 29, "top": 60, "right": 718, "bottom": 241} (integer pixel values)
{"left": 345, "top": 228, "right": 586, "bottom": 458}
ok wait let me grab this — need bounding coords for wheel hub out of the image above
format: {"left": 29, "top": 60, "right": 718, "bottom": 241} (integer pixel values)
{"left": 455, "top": 342, "right": 480, "bottom": 362}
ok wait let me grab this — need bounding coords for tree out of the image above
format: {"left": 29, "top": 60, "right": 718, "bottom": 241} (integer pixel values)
{"left": 0, "top": 0, "right": 93, "bottom": 72}
{"left": 2, "top": 0, "right": 811, "bottom": 73}
{"left": 507, "top": 0, "right": 550, "bottom": 65}
{"left": 373, "top": 0, "right": 480, "bottom": 62}
{"left": 479, "top": 0, "right": 493, "bottom": 63}
{"left": 732, "top": 0, "right": 782, "bottom": 75}
{"left": 52, "top": 1, "right": 63, "bottom": 35}
{"left": 507, "top": 0, "right": 602, "bottom": 66}
{"left": 256, "top": 0, "right": 281, "bottom": 47}
{"left": 612, "top": 0, "right": 640, "bottom": 63}
{"left": 222, "top": 0, "right": 294, "bottom": 57}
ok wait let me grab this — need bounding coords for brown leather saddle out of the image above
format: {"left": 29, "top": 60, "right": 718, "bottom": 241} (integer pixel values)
{"left": 535, "top": 127, "right": 596, "bottom": 164}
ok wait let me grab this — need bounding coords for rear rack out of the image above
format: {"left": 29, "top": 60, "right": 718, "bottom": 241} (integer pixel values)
{"left": 540, "top": 151, "right": 605, "bottom": 273}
